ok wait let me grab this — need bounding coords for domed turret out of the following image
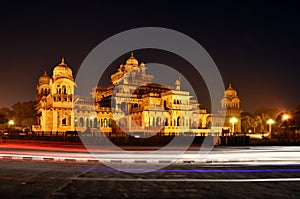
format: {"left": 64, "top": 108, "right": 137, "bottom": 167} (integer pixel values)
{"left": 38, "top": 70, "right": 50, "bottom": 85}
{"left": 52, "top": 57, "right": 74, "bottom": 80}
{"left": 125, "top": 52, "right": 138, "bottom": 66}
{"left": 225, "top": 83, "right": 237, "bottom": 98}
{"left": 140, "top": 62, "right": 145, "bottom": 67}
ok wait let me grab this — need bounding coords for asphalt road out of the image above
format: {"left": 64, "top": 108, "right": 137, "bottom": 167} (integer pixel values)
{"left": 0, "top": 160, "right": 300, "bottom": 199}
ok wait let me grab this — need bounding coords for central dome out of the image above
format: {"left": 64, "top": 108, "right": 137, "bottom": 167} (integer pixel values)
{"left": 125, "top": 52, "right": 138, "bottom": 66}
{"left": 53, "top": 57, "right": 73, "bottom": 80}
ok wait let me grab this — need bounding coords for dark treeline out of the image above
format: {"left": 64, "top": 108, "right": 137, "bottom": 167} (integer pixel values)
{"left": 0, "top": 101, "right": 36, "bottom": 129}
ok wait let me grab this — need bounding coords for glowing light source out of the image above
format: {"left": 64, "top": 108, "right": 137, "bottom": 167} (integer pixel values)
{"left": 282, "top": 114, "right": 290, "bottom": 121}
{"left": 229, "top": 117, "right": 238, "bottom": 134}
{"left": 8, "top": 120, "right": 14, "bottom": 126}
{"left": 267, "top": 119, "right": 275, "bottom": 132}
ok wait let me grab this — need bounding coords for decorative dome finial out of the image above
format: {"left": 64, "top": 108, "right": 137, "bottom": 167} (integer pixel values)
{"left": 175, "top": 77, "right": 181, "bottom": 91}
{"left": 61, "top": 57, "right": 65, "bottom": 65}
{"left": 131, "top": 52, "right": 134, "bottom": 57}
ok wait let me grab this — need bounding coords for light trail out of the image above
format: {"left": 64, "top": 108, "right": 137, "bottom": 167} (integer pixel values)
{"left": 79, "top": 167, "right": 300, "bottom": 173}
{"left": 1, "top": 142, "right": 300, "bottom": 165}
{"left": 70, "top": 177, "right": 300, "bottom": 182}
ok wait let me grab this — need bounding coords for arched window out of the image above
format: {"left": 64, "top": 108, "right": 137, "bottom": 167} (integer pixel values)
{"left": 62, "top": 118, "right": 66, "bottom": 126}
{"left": 104, "top": 118, "right": 107, "bottom": 127}
{"left": 79, "top": 118, "right": 84, "bottom": 127}
{"left": 108, "top": 119, "right": 112, "bottom": 127}
{"left": 165, "top": 118, "right": 168, "bottom": 126}
{"left": 86, "top": 118, "right": 89, "bottom": 127}
{"left": 62, "top": 85, "right": 67, "bottom": 94}
{"left": 90, "top": 119, "right": 93, "bottom": 128}
{"left": 177, "top": 117, "right": 181, "bottom": 126}
{"left": 149, "top": 117, "right": 153, "bottom": 127}
{"left": 156, "top": 117, "right": 161, "bottom": 126}
{"left": 93, "top": 118, "right": 98, "bottom": 128}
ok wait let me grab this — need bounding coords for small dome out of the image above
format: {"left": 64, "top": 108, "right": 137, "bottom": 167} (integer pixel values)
{"left": 125, "top": 52, "right": 138, "bottom": 66}
{"left": 39, "top": 71, "right": 50, "bottom": 84}
{"left": 53, "top": 57, "right": 74, "bottom": 80}
{"left": 225, "top": 83, "right": 237, "bottom": 97}
{"left": 140, "top": 62, "right": 145, "bottom": 67}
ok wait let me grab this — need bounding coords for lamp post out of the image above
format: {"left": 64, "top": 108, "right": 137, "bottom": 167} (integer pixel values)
{"left": 266, "top": 119, "right": 275, "bottom": 133}
{"left": 8, "top": 120, "right": 14, "bottom": 128}
{"left": 229, "top": 117, "right": 237, "bottom": 135}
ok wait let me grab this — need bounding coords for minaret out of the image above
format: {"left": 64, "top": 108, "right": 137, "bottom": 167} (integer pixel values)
{"left": 175, "top": 78, "right": 181, "bottom": 91}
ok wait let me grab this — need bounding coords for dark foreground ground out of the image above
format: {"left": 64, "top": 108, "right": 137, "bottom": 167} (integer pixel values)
{"left": 0, "top": 160, "right": 300, "bottom": 199}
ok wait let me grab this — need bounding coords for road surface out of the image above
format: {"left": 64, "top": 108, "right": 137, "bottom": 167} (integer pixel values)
{"left": 0, "top": 160, "right": 300, "bottom": 198}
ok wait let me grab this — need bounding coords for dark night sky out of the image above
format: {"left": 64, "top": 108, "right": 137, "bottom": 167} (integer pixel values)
{"left": 0, "top": 1, "right": 299, "bottom": 113}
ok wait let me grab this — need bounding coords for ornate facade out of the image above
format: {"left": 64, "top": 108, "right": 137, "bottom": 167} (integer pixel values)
{"left": 219, "top": 84, "right": 243, "bottom": 133}
{"left": 35, "top": 58, "right": 75, "bottom": 132}
{"left": 34, "top": 53, "right": 243, "bottom": 135}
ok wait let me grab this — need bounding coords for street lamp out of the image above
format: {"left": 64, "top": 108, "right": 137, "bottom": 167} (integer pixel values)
{"left": 229, "top": 117, "right": 237, "bottom": 135}
{"left": 266, "top": 119, "right": 275, "bottom": 133}
{"left": 8, "top": 120, "right": 14, "bottom": 127}
{"left": 282, "top": 114, "right": 290, "bottom": 121}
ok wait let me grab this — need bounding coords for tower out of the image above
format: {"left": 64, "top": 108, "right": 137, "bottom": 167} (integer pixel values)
{"left": 219, "top": 84, "right": 243, "bottom": 133}
{"left": 35, "top": 58, "right": 75, "bottom": 132}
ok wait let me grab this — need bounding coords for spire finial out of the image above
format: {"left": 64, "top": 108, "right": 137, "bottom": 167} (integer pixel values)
{"left": 229, "top": 83, "right": 232, "bottom": 88}
{"left": 61, "top": 57, "right": 65, "bottom": 64}
{"left": 131, "top": 52, "right": 134, "bottom": 57}
{"left": 175, "top": 78, "right": 181, "bottom": 91}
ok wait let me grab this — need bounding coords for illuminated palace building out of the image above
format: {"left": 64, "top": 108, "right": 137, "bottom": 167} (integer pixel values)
{"left": 34, "top": 53, "right": 242, "bottom": 135}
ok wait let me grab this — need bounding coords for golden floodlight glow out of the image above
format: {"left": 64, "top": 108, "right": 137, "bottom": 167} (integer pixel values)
{"left": 229, "top": 117, "right": 238, "bottom": 134}
{"left": 8, "top": 120, "right": 14, "bottom": 125}
{"left": 282, "top": 114, "right": 290, "bottom": 121}
{"left": 267, "top": 119, "right": 275, "bottom": 124}
{"left": 230, "top": 117, "right": 238, "bottom": 124}
{"left": 267, "top": 118, "right": 275, "bottom": 133}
